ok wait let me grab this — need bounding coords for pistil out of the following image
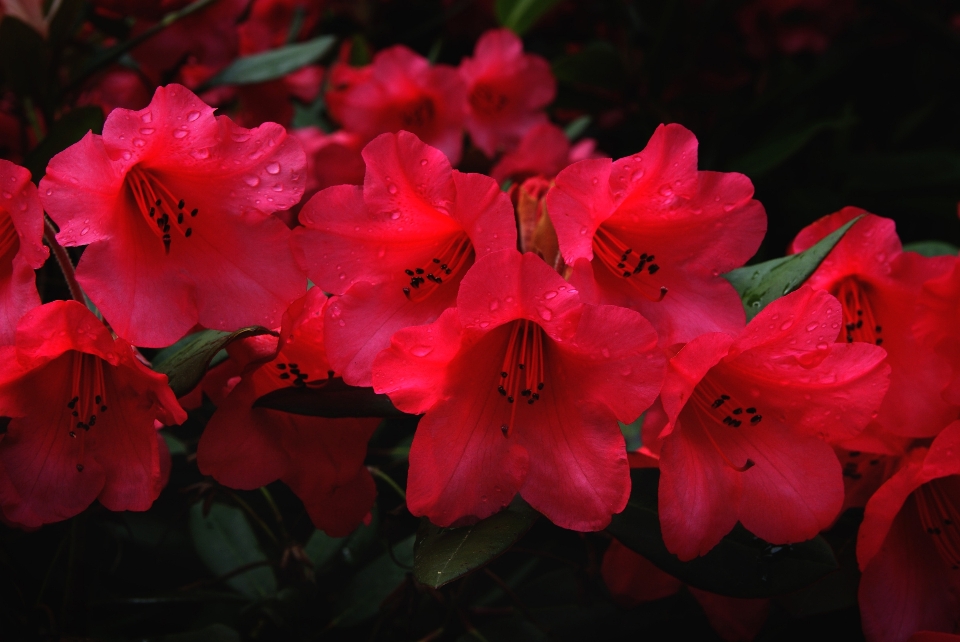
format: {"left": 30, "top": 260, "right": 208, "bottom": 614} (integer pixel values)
{"left": 126, "top": 166, "right": 198, "bottom": 254}
{"left": 497, "top": 320, "right": 547, "bottom": 437}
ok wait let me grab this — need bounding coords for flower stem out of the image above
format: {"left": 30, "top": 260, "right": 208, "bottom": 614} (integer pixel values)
{"left": 43, "top": 216, "right": 86, "bottom": 305}
{"left": 367, "top": 466, "right": 406, "bottom": 500}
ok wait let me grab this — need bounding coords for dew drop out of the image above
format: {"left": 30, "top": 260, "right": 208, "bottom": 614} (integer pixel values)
{"left": 192, "top": 148, "right": 210, "bottom": 159}
{"left": 140, "top": 112, "right": 152, "bottom": 123}
{"left": 479, "top": 321, "right": 490, "bottom": 328}
{"left": 186, "top": 110, "right": 201, "bottom": 122}
{"left": 80, "top": 227, "right": 89, "bottom": 235}
{"left": 538, "top": 308, "right": 553, "bottom": 321}
{"left": 411, "top": 345, "right": 433, "bottom": 357}
{"left": 505, "top": 297, "right": 514, "bottom": 303}
{"left": 390, "top": 211, "right": 401, "bottom": 220}
{"left": 780, "top": 320, "right": 794, "bottom": 330}
{"left": 338, "top": 273, "right": 346, "bottom": 280}
{"left": 133, "top": 138, "right": 145, "bottom": 147}
{"left": 579, "top": 227, "right": 587, "bottom": 236}
{"left": 544, "top": 290, "right": 557, "bottom": 300}
{"left": 272, "top": 184, "right": 283, "bottom": 192}
{"left": 232, "top": 133, "right": 251, "bottom": 142}
{"left": 173, "top": 128, "right": 188, "bottom": 139}
{"left": 243, "top": 175, "right": 260, "bottom": 187}
{"left": 139, "top": 127, "right": 155, "bottom": 135}
{"left": 805, "top": 322, "right": 819, "bottom": 332}
{"left": 489, "top": 300, "right": 500, "bottom": 311}
{"left": 265, "top": 162, "right": 281, "bottom": 175}
{"left": 420, "top": 158, "right": 428, "bottom": 166}
{"left": 591, "top": 177, "right": 599, "bottom": 185}
{"left": 722, "top": 203, "right": 735, "bottom": 212}
{"left": 121, "top": 151, "right": 132, "bottom": 160}
{"left": 45, "top": 189, "right": 52, "bottom": 195}
{"left": 387, "top": 184, "right": 398, "bottom": 195}
{"left": 631, "top": 169, "right": 645, "bottom": 181}
{"left": 659, "top": 185, "right": 674, "bottom": 197}
{"left": 816, "top": 342, "right": 829, "bottom": 350}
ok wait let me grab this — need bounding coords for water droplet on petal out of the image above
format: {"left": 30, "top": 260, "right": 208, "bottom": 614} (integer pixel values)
{"left": 579, "top": 227, "right": 587, "bottom": 236}
{"left": 192, "top": 148, "right": 210, "bottom": 159}
{"left": 121, "top": 151, "right": 132, "bottom": 160}
{"left": 80, "top": 227, "right": 89, "bottom": 235}
{"left": 186, "top": 110, "right": 201, "bottom": 122}
{"left": 805, "top": 322, "right": 819, "bottom": 332}
{"left": 816, "top": 342, "right": 829, "bottom": 350}
{"left": 538, "top": 308, "right": 553, "bottom": 321}
{"left": 659, "top": 185, "right": 674, "bottom": 197}
{"left": 479, "top": 321, "right": 490, "bottom": 329}
{"left": 780, "top": 320, "right": 794, "bottom": 330}
{"left": 266, "top": 162, "right": 281, "bottom": 175}
{"left": 631, "top": 169, "right": 645, "bottom": 181}
{"left": 140, "top": 112, "right": 152, "bottom": 123}
{"left": 243, "top": 175, "right": 260, "bottom": 187}
{"left": 411, "top": 345, "right": 433, "bottom": 357}
{"left": 591, "top": 177, "right": 599, "bottom": 185}
{"left": 387, "top": 184, "right": 398, "bottom": 195}
{"left": 338, "top": 273, "right": 346, "bottom": 280}
{"left": 272, "top": 184, "right": 283, "bottom": 192}
{"left": 133, "top": 138, "right": 145, "bottom": 147}
{"left": 489, "top": 300, "right": 499, "bottom": 311}
{"left": 139, "top": 127, "right": 155, "bottom": 135}
{"left": 173, "top": 128, "right": 188, "bottom": 139}
{"left": 723, "top": 203, "right": 735, "bottom": 212}
{"left": 544, "top": 290, "right": 557, "bottom": 300}
{"left": 420, "top": 158, "right": 428, "bottom": 166}
{"left": 390, "top": 211, "right": 401, "bottom": 220}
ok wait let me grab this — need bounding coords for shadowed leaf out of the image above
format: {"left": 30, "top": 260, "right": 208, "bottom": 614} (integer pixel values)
{"left": 205, "top": 35, "right": 336, "bottom": 88}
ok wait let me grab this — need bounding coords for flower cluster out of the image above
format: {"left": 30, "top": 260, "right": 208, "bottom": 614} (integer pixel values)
{"left": 1, "top": 5, "right": 959, "bottom": 640}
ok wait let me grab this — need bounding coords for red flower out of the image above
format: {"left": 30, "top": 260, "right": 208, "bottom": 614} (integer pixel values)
{"left": 291, "top": 127, "right": 366, "bottom": 199}
{"left": 39, "top": 84, "right": 307, "bottom": 347}
{"left": 0, "top": 301, "right": 185, "bottom": 527}
{"left": 546, "top": 123, "right": 767, "bottom": 348}
{"left": 490, "top": 122, "right": 597, "bottom": 185}
{"left": 790, "top": 208, "right": 958, "bottom": 438}
{"left": 0, "top": 160, "right": 47, "bottom": 345}
{"left": 196, "top": 288, "right": 379, "bottom": 536}
{"left": 238, "top": 0, "right": 324, "bottom": 53}
{"left": 602, "top": 539, "right": 770, "bottom": 642}
{"left": 372, "top": 251, "right": 665, "bottom": 531}
{"left": 458, "top": 28, "right": 555, "bottom": 157}
{"left": 330, "top": 45, "right": 467, "bottom": 164}
{"left": 649, "top": 286, "right": 889, "bottom": 560}
{"left": 857, "top": 420, "right": 960, "bottom": 642}
{"left": 914, "top": 256, "right": 960, "bottom": 406}
{"left": 292, "top": 131, "right": 516, "bottom": 386}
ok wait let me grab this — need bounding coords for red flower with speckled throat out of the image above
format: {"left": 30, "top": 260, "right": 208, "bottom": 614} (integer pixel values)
{"left": 648, "top": 286, "right": 889, "bottom": 560}
{"left": 546, "top": 123, "right": 767, "bottom": 348}
{"left": 372, "top": 250, "right": 666, "bottom": 531}
{"left": 39, "top": 84, "right": 307, "bottom": 348}
{"left": 0, "top": 301, "right": 185, "bottom": 527}
{"left": 292, "top": 131, "right": 517, "bottom": 387}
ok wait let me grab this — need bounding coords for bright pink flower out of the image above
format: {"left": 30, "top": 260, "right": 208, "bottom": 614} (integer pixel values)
{"left": 790, "top": 208, "right": 957, "bottom": 438}
{"left": 546, "top": 123, "right": 767, "bottom": 347}
{"left": 0, "top": 160, "right": 47, "bottom": 345}
{"left": 331, "top": 45, "right": 467, "bottom": 164}
{"left": 490, "top": 122, "right": 591, "bottom": 184}
{"left": 40, "top": 84, "right": 307, "bottom": 347}
{"left": 324, "top": 44, "right": 375, "bottom": 127}
{"left": 292, "top": 131, "right": 516, "bottom": 386}
{"left": 372, "top": 250, "right": 666, "bottom": 531}
{"left": 857, "top": 421, "right": 960, "bottom": 642}
{"left": 914, "top": 256, "right": 960, "bottom": 406}
{"left": 602, "top": 539, "right": 770, "bottom": 642}
{"left": 197, "top": 288, "right": 379, "bottom": 536}
{"left": 649, "top": 286, "right": 889, "bottom": 560}
{"left": 458, "top": 28, "right": 555, "bottom": 157}
{"left": 0, "top": 301, "right": 185, "bottom": 527}
{"left": 77, "top": 67, "right": 153, "bottom": 117}
{"left": 291, "top": 127, "right": 366, "bottom": 196}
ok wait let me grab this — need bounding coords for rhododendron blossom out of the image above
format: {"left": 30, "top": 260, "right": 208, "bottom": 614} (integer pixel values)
{"left": 649, "top": 286, "right": 889, "bottom": 560}
{"left": 372, "top": 251, "right": 666, "bottom": 531}
{"left": 913, "top": 256, "right": 960, "bottom": 406}
{"left": 458, "top": 28, "right": 555, "bottom": 157}
{"left": 40, "top": 84, "right": 307, "bottom": 347}
{"left": 790, "top": 208, "right": 958, "bottom": 438}
{"left": 197, "top": 288, "right": 379, "bottom": 536}
{"left": 490, "top": 122, "right": 600, "bottom": 185}
{"left": 0, "top": 159, "right": 47, "bottom": 345}
{"left": 293, "top": 131, "right": 516, "bottom": 386}
{"left": 0, "top": 301, "right": 185, "bottom": 527}
{"left": 330, "top": 46, "right": 467, "bottom": 164}
{"left": 857, "top": 421, "right": 960, "bottom": 642}
{"left": 546, "top": 123, "right": 767, "bottom": 347}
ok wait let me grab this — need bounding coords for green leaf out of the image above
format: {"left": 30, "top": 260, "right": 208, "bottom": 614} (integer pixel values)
{"left": 564, "top": 115, "right": 591, "bottom": 141}
{"left": 205, "top": 35, "right": 336, "bottom": 88}
{"left": 152, "top": 327, "right": 275, "bottom": 398}
{"left": 333, "top": 535, "right": 415, "bottom": 627}
{"left": 903, "top": 240, "right": 959, "bottom": 257}
{"left": 413, "top": 497, "right": 538, "bottom": 588}
{"left": 495, "top": 0, "right": 562, "bottom": 35}
{"left": 724, "top": 215, "right": 862, "bottom": 321}
{"left": 606, "top": 469, "right": 838, "bottom": 598}
{"left": 253, "top": 378, "right": 404, "bottom": 418}
{"left": 188, "top": 502, "right": 277, "bottom": 600}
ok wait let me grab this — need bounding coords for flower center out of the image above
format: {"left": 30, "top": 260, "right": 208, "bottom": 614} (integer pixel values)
{"left": 833, "top": 277, "right": 883, "bottom": 346}
{"left": 688, "top": 375, "right": 760, "bottom": 472}
{"left": 126, "top": 166, "right": 199, "bottom": 254}
{"left": 497, "top": 320, "right": 547, "bottom": 437}
{"left": 469, "top": 83, "right": 508, "bottom": 116}
{"left": 66, "top": 353, "right": 109, "bottom": 472}
{"left": 915, "top": 476, "right": 960, "bottom": 571}
{"left": 0, "top": 206, "right": 18, "bottom": 263}
{"left": 400, "top": 97, "right": 436, "bottom": 130}
{"left": 402, "top": 233, "right": 475, "bottom": 303}
{"left": 272, "top": 360, "right": 333, "bottom": 388}
{"left": 592, "top": 225, "right": 667, "bottom": 302}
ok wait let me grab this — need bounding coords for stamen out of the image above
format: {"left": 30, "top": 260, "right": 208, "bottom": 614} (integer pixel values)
{"left": 592, "top": 226, "right": 667, "bottom": 302}
{"left": 0, "top": 208, "right": 19, "bottom": 262}
{"left": 126, "top": 166, "right": 198, "bottom": 254}
{"left": 497, "top": 320, "right": 548, "bottom": 437}
{"left": 402, "top": 233, "right": 475, "bottom": 303}
{"left": 688, "top": 376, "right": 760, "bottom": 472}
{"left": 834, "top": 277, "right": 883, "bottom": 346}
{"left": 915, "top": 477, "right": 960, "bottom": 570}
{"left": 67, "top": 353, "right": 109, "bottom": 473}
